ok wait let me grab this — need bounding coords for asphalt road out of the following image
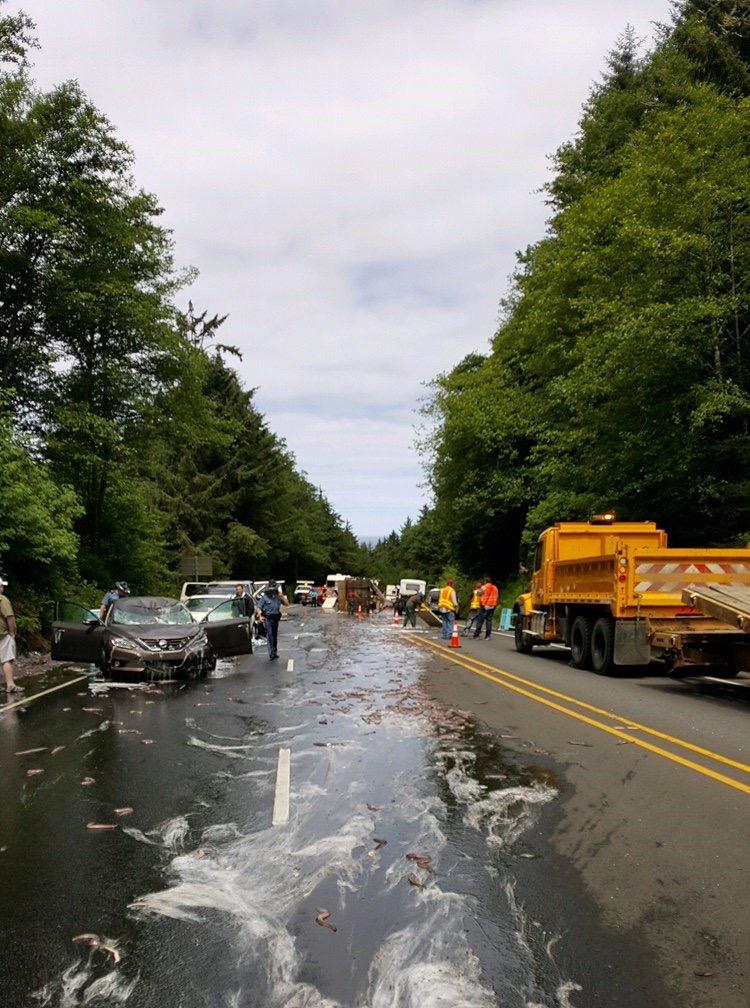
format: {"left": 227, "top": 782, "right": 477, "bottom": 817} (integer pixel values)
{"left": 1, "top": 610, "right": 745, "bottom": 1007}
{"left": 408, "top": 626, "right": 750, "bottom": 1008}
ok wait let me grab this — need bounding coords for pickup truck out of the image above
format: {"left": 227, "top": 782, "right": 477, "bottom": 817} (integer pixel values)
{"left": 514, "top": 514, "right": 750, "bottom": 676}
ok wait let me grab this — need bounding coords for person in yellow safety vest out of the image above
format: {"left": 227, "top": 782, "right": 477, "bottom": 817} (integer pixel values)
{"left": 473, "top": 577, "right": 499, "bottom": 639}
{"left": 438, "top": 580, "right": 458, "bottom": 640}
{"left": 465, "top": 582, "right": 483, "bottom": 636}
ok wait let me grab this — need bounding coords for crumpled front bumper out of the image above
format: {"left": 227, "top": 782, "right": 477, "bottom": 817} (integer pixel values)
{"left": 107, "top": 641, "right": 213, "bottom": 679}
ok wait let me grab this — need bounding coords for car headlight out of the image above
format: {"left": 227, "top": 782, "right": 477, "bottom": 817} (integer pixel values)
{"left": 110, "top": 636, "right": 138, "bottom": 650}
{"left": 191, "top": 631, "right": 208, "bottom": 647}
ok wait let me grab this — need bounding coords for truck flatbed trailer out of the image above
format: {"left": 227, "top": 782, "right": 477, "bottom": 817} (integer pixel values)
{"left": 682, "top": 583, "right": 750, "bottom": 631}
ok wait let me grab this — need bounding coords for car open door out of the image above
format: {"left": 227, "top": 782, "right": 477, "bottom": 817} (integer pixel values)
{"left": 202, "top": 600, "right": 253, "bottom": 657}
{"left": 51, "top": 601, "right": 105, "bottom": 663}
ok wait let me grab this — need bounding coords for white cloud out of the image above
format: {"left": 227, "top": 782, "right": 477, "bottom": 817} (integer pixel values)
{"left": 22, "top": 0, "right": 673, "bottom": 536}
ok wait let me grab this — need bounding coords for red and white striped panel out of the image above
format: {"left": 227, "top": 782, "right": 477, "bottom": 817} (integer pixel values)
{"left": 634, "top": 561, "right": 750, "bottom": 594}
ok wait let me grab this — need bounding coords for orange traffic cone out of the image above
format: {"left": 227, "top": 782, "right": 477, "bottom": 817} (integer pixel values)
{"left": 356, "top": 605, "right": 363, "bottom": 620}
{"left": 391, "top": 609, "right": 400, "bottom": 626}
{"left": 450, "top": 623, "right": 461, "bottom": 648}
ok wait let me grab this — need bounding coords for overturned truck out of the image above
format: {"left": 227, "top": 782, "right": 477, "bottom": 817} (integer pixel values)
{"left": 513, "top": 515, "right": 750, "bottom": 677}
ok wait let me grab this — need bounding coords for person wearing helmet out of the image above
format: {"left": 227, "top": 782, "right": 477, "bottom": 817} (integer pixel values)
{"left": 99, "top": 581, "right": 131, "bottom": 621}
{"left": 255, "top": 580, "right": 289, "bottom": 660}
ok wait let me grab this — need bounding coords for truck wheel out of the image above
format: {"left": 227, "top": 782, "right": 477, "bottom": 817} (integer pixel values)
{"left": 513, "top": 608, "right": 534, "bottom": 654}
{"left": 570, "top": 616, "right": 593, "bottom": 669}
{"left": 591, "top": 617, "right": 616, "bottom": 676}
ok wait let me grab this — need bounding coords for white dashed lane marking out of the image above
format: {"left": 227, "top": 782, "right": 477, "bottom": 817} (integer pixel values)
{"left": 272, "top": 748, "right": 291, "bottom": 826}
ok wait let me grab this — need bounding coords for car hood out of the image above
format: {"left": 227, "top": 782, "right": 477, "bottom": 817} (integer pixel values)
{"left": 107, "top": 624, "right": 201, "bottom": 641}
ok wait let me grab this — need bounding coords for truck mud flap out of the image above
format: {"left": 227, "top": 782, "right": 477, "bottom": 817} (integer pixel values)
{"left": 614, "top": 620, "right": 651, "bottom": 666}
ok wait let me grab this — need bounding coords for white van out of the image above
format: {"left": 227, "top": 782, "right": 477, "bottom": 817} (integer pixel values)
{"left": 399, "top": 578, "right": 426, "bottom": 598}
{"left": 325, "top": 573, "right": 351, "bottom": 595}
{"left": 180, "top": 580, "right": 253, "bottom": 602}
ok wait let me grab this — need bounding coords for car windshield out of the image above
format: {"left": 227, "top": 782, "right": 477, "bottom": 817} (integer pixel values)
{"left": 184, "top": 596, "right": 223, "bottom": 612}
{"left": 205, "top": 583, "right": 250, "bottom": 597}
{"left": 110, "top": 599, "right": 193, "bottom": 625}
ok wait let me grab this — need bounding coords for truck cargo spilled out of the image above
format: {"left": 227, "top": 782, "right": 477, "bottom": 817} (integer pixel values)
{"left": 16, "top": 614, "right": 577, "bottom": 1008}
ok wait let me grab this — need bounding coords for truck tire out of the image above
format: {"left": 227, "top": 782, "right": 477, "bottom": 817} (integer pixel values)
{"left": 513, "top": 607, "right": 534, "bottom": 654}
{"left": 570, "top": 616, "right": 593, "bottom": 669}
{"left": 591, "top": 617, "right": 616, "bottom": 676}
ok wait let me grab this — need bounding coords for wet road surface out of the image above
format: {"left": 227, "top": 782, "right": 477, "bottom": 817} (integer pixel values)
{"left": 408, "top": 628, "right": 750, "bottom": 1008}
{"left": 2, "top": 611, "right": 682, "bottom": 1007}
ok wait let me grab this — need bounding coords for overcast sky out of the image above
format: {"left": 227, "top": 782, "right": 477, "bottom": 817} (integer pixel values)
{"left": 22, "top": 0, "right": 672, "bottom": 538}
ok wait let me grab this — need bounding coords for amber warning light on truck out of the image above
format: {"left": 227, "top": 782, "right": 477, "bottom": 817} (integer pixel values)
{"left": 591, "top": 511, "right": 616, "bottom": 524}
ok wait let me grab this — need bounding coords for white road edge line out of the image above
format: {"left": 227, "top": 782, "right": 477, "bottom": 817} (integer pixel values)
{"left": 272, "top": 747, "right": 291, "bottom": 826}
{"left": 0, "top": 673, "right": 92, "bottom": 715}
{"left": 287, "top": 659, "right": 294, "bottom": 672}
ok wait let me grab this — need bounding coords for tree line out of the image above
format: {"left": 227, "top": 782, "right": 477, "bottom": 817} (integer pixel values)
{"left": 369, "top": 0, "right": 750, "bottom": 596}
{"left": 0, "top": 5, "right": 367, "bottom": 645}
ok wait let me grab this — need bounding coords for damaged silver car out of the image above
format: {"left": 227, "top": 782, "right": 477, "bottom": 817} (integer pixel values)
{"left": 51, "top": 596, "right": 253, "bottom": 680}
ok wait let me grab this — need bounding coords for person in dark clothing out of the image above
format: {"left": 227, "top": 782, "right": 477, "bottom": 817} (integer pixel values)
{"left": 230, "top": 584, "right": 254, "bottom": 619}
{"left": 256, "top": 580, "right": 289, "bottom": 660}
{"left": 402, "top": 592, "right": 422, "bottom": 628}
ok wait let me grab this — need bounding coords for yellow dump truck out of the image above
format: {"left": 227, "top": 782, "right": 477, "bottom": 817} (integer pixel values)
{"left": 513, "top": 514, "right": 750, "bottom": 676}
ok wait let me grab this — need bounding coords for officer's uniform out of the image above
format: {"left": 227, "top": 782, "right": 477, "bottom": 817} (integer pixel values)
{"left": 258, "top": 591, "right": 284, "bottom": 659}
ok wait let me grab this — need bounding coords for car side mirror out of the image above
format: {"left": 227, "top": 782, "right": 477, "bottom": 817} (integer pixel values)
{"left": 86, "top": 617, "right": 102, "bottom": 627}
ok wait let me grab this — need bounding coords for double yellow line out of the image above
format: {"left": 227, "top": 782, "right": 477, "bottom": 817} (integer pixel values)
{"left": 408, "top": 635, "right": 750, "bottom": 796}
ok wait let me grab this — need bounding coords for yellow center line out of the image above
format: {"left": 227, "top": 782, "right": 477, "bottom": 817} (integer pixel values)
{"left": 413, "top": 636, "right": 750, "bottom": 778}
{"left": 0, "top": 674, "right": 91, "bottom": 715}
{"left": 407, "top": 637, "right": 750, "bottom": 796}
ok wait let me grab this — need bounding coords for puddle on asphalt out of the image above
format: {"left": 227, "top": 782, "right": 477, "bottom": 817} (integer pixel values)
{"left": 30, "top": 616, "right": 578, "bottom": 1008}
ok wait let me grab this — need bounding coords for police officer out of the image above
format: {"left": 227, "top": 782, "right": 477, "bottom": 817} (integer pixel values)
{"left": 99, "top": 581, "right": 130, "bottom": 621}
{"left": 256, "top": 580, "right": 289, "bottom": 660}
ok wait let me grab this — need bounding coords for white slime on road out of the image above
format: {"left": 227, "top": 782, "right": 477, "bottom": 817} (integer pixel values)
{"left": 33, "top": 618, "right": 578, "bottom": 1008}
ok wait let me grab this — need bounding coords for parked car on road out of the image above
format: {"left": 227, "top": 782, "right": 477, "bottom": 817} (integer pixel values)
{"left": 51, "top": 596, "right": 253, "bottom": 680}
{"left": 183, "top": 588, "right": 256, "bottom": 628}
{"left": 294, "top": 580, "right": 314, "bottom": 604}
{"left": 179, "top": 581, "right": 211, "bottom": 601}
{"left": 184, "top": 594, "right": 234, "bottom": 621}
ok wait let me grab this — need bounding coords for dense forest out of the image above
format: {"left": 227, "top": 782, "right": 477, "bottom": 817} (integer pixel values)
{"left": 0, "top": 4, "right": 366, "bottom": 644}
{"left": 369, "top": 0, "right": 750, "bottom": 598}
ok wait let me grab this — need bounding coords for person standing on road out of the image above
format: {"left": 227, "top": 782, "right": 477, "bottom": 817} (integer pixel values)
{"left": 99, "top": 581, "right": 130, "bottom": 620}
{"left": 0, "top": 578, "right": 22, "bottom": 695}
{"left": 402, "top": 591, "right": 422, "bottom": 628}
{"left": 464, "top": 582, "right": 483, "bottom": 636}
{"left": 438, "top": 580, "right": 458, "bottom": 640}
{"left": 256, "top": 580, "right": 289, "bottom": 660}
{"left": 230, "top": 583, "right": 254, "bottom": 620}
{"left": 473, "top": 578, "right": 499, "bottom": 639}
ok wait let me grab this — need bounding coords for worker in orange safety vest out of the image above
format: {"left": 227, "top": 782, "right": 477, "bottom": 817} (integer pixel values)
{"left": 437, "top": 580, "right": 458, "bottom": 640}
{"left": 473, "top": 578, "right": 499, "bottom": 639}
